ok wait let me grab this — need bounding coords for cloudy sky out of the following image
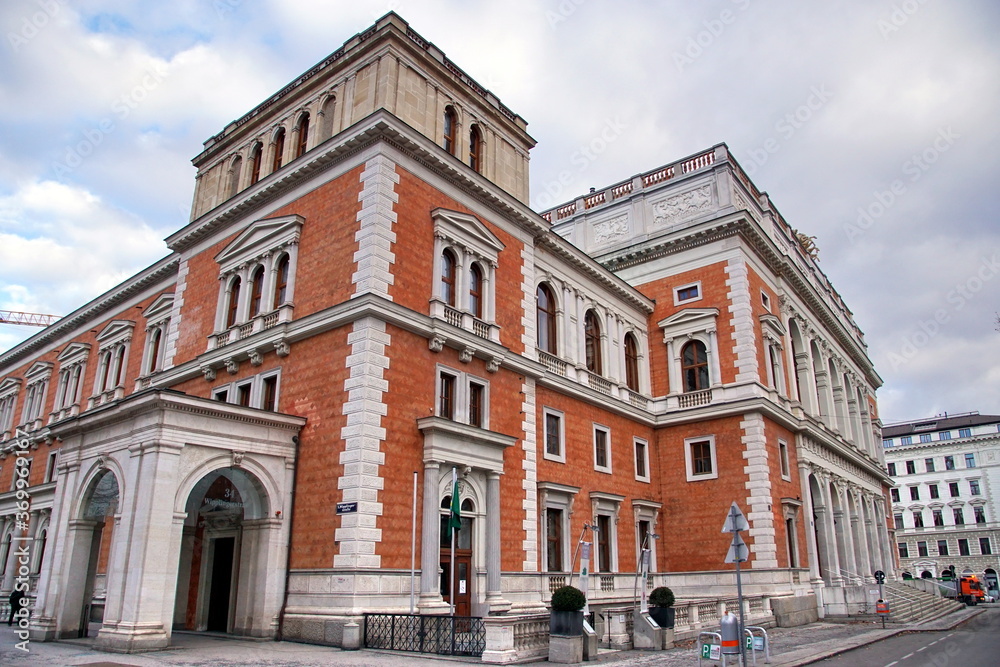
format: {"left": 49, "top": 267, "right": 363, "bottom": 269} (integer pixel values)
{"left": 1, "top": 0, "right": 998, "bottom": 423}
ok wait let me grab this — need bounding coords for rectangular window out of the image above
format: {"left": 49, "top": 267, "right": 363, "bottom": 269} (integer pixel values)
{"left": 920, "top": 434, "right": 932, "bottom": 443}
{"left": 939, "top": 431, "right": 951, "bottom": 440}
{"left": 970, "top": 479, "right": 981, "bottom": 495}
{"left": 890, "top": 488, "right": 900, "bottom": 503}
{"left": 468, "top": 381, "right": 484, "bottom": 428}
{"left": 898, "top": 542, "right": 909, "bottom": 559}
{"left": 933, "top": 510, "right": 944, "bottom": 526}
{"left": 236, "top": 381, "right": 252, "bottom": 407}
{"left": 634, "top": 438, "right": 649, "bottom": 481}
{"left": 917, "top": 541, "right": 928, "bottom": 557}
{"left": 909, "top": 486, "right": 920, "bottom": 501}
{"left": 593, "top": 425, "right": 611, "bottom": 472}
{"left": 945, "top": 455, "right": 955, "bottom": 470}
{"left": 213, "top": 388, "right": 229, "bottom": 402}
{"left": 949, "top": 482, "right": 960, "bottom": 497}
{"left": 958, "top": 538, "right": 970, "bottom": 556}
{"left": 925, "top": 458, "right": 935, "bottom": 473}
{"left": 438, "top": 372, "right": 455, "bottom": 420}
{"left": 778, "top": 440, "right": 790, "bottom": 479}
{"left": 546, "top": 508, "right": 563, "bottom": 572}
{"left": 965, "top": 453, "right": 976, "bottom": 468}
{"left": 883, "top": 439, "right": 893, "bottom": 447}
{"left": 975, "top": 507, "right": 986, "bottom": 524}
{"left": 894, "top": 513, "right": 904, "bottom": 529}
{"left": 595, "top": 515, "right": 613, "bottom": 573}
{"left": 901, "top": 436, "right": 912, "bottom": 445}
{"left": 954, "top": 508, "right": 965, "bottom": 525}
{"left": 45, "top": 451, "right": 57, "bottom": 483}
{"left": 959, "top": 428, "right": 972, "bottom": 438}
{"left": 674, "top": 282, "right": 701, "bottom": 304}
{"left": 905, "top": 460, "right": 916, "bottom": 474}
{"left": 543, "top": 410, "right": 564, "bottom": 461}
{"left": 912, "top": 511, "right": 924, "bottom": 528}
{"left": 262, "top": 374, "right": 278, "bottom": 411}
{"left": 887, "top": 462, "right": 897, "bottom": 476}
{"left": 686, "top": 436, "right": 717, "bottom": 481}
{"left": 938, "top": 540, "right": 949, "bottom": 556}
{"left": 929, "top": 484, "right": 939, "bottom": 499}
{"left": 980, "top": 537, "right": 993, "bottom": 555}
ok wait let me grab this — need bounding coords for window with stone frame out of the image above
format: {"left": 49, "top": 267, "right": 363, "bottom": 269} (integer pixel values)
{"left": 435, "top": 365, "right": 489, "bottom": 429}
{"left": 623, "top": 332, "right": 640, "bottom": 392}
{"left": 271, "top": 126, "right": 285, "bottom": 172}
{"left": 584, "top": 310, "right": 603, "bottom": 375}
{"left": 974, "top": 506, "right": 986, "bottom": 524}
{"left": 139, "top": 293, "right": 173, "bottom": 380}
{"left": 212, "top": 215, "right": 301, "bottom": 348}
{"left": 958, "top": 538, "right": 970, "bottom": 556}
{"left": 443, "top": 106, "right": 457, "bottom": 155}
{"left": 898, "top": 542, "right": 909, "bottom": 558}
{"left": 249, "top": 142, "right": 262, "bottom": 185}
{"left": 429, "top": 209, "right": 503, "bottom": 342}
{"left": 538, "top": 482, "right": 578, "bottom": 574}
{"left": 0, "top": 378, "right": 20, "bottom": 439}
{"left": 543, "top": 407, "right": 565, "bottom": 463}
{"left": 90, "top": 320, "right": 134, "bottom": 407}
{"left": 980, "top": 537, "right": 992, "bottom": 555}
{"left": 938, "top": 539, "right": 949, "bottom": 556}
{"left": 634, "top": 437, "right": 649, "bottom": 482}
{"left": 593, "top": 423, "right": 611, "bottom": 473}
{"left": 685, "top": 435, "right": 718, "bottom": 481}
{"left": 211, "top": 369, "right": 281, "bottom": 411}
{"left": 590, "top": 491, "right": 624, "bottom": 574}
{"left": 52, "top": 343, "right": 89, "bottom": 420}
{"left": 659, "top": 308, "right": 720, "bottom": 400}
{"left": 295, "top": 112, "right": 309, "bottom": 159}
{"left": 469, "top": 124, "right": 483, "bottom": 172}
{"left": 20, "top": 362, "right": 52, "bottom": 429}
{"left": 537, "top": 283, "right": 558, "bottom": 355}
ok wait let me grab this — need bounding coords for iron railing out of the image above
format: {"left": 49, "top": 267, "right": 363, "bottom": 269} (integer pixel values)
{"left": 364, "top": 613, "right": 486, "bottom": 657}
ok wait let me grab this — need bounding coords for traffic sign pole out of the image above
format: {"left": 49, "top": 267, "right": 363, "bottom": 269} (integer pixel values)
{"left": 722, "top": 502, "right": 749, "bottom": 667}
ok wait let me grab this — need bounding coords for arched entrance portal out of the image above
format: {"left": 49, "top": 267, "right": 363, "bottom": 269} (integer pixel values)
{"left": 984, "top": 569, "right": 998, "bottom": 598}
{"left": 79, "top": 469, "right": 120, "bottom": 637}
{"left": 173, "top": 467, "right": 270, "bottom": 635}
{"left": 439, "top": 495, "right": 474, "bottom": 616}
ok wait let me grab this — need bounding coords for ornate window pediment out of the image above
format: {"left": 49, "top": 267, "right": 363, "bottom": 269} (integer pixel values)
{"left": 143, "top": 292, "right": 175, "bottom": 326}
{"left": 658, "top": 308, "right": 719, "bottom": 339}
{"left": 57, "top": 343, "right": 91, "bottom": 364}
{"left": 215, "top": 214, "right": 303, "bottom": 274}
{"left": 432, "top": 208, "right": 505, "bottom": 259}
{"left": 96, "top": 320, "right": 135, "bottom": 346}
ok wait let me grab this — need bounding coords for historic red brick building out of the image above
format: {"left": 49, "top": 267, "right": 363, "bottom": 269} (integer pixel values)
{"left": 0, "top": 13, "right": 890, "bottom": 652}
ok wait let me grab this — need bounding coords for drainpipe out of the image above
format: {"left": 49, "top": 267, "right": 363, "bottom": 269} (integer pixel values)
{"left": 276, "top": 433, "right": 301, "bottom": 641}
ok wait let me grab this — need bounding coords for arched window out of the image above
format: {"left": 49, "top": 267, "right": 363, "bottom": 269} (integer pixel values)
{"left": 681, "top": 340, "right": 709, "bottom": 392}
{"left": 624, "top": 333, "right": 639, "bottom": 392}
{"left": 249, "top": 266, "right": 265, "bottom": 317}
{"left": 536, "top": 283, "right": 557, "bottom": 354}
{"left": 441, "top": 249, "right": 457, "bottom": 306}
{"left": 584, "top": 310, "right": 602, "bottom": 374}
{"left": 273, "top": 254, "right": 290, "bottom": 309}
{"left": 112, "top": 346, "right": 125, "bottom": 387}
{"left": 271, "top": 127, "right": 285, "bottom": 173}
{"left": 100, "top": 349, "right": 113, "bottom": 392}
{"left": 443, "top": 106, "right": 457, "bottom": 155}
{"left": 469, "top": 125, "right": 482, "bottom": 172}
{"left": 295, "top": 113, "right": 309, "bottom": 158}
{"left": 228, "top": 156, "right": 242, "bottom": 197}
{"left": 226, "top": 276, "right": 242, "bottom": 328}
{"left": 249, "top": 143, "right": 262, "bottom": 185}
{"left": 469, "top": 263, "right": 483, "bottom": 318}
{"left": 320, "top": 95, "right": 336, "bottom": 140}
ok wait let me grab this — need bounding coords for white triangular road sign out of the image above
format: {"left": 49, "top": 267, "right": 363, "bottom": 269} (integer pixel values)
{"left": 721, "top": 501, "right": 749, "bottom": 533}
{"left": 725, "top": 533, "right": 748, "bottom": 563}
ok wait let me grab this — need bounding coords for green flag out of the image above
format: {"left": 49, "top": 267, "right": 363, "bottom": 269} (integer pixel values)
{"left": 448, "top": 468, "right": 461, "bottom": 537}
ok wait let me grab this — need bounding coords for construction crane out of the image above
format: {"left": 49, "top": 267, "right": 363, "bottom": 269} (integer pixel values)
{"left": 0, "top": 310, "right": 60, "bottom": 327}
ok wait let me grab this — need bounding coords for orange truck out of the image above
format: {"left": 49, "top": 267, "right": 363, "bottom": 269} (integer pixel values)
{"left": 941, "top": 575, "right": 986, "bottom": 605}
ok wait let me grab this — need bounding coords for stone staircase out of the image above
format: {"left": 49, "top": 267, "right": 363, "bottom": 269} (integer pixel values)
{"left": 883, "top": 581, "right": 965, "bottom": 624}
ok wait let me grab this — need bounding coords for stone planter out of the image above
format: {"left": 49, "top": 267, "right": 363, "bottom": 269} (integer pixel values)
{"left": 550, "top": 610, "right": 584, "bottom": 636}
{"left": 549, "top": 634, "right": 584, "bottom": 664}
{"left": 649, "top": 606, "right": 675, "bottom": 629}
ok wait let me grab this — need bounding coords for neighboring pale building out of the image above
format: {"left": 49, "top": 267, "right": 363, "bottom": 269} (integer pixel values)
{"left": 0, "top": 12, "right": 890, "bottom": 653}
{"left": 883, "top": 412, "right": 1000, "bottom": 598}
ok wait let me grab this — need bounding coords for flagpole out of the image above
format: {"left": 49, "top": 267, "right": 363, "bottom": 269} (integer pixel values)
{"left": 450, "top": 467, "right": 457, "bottom": 616}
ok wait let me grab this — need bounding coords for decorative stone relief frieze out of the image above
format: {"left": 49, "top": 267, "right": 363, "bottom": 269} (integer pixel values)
{"left": 651, "top": 184, "right": 713, "bottom": 226}
{"left": 593, "top": 214, "right": 629, "bottom": 244}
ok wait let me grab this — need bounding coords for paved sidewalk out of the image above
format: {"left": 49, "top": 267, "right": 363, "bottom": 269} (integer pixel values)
{"left": 0, "top": 607, "right": 986, "bottom": 667}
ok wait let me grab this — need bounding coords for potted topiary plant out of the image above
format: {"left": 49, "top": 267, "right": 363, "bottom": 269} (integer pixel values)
{"left": 648, "top": 586, "right": 675, "bottom": 629}
{"left": 549, "top": 585, "right": 586, "bottom": 636}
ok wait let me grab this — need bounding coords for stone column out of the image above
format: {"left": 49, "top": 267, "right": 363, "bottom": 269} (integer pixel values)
{"left": 818, "top": 476, "right": 843, "bottom": 586}
{"left": 798, "top": 464, "right": 823, "bottom": 587}
{"left": 832, "top": 482, "right": 856, "bottom": 584}
{"left": 707, "top": 328, "right": 722, "bottom": 388}
{"left": 485, "top": 471, "right": 510, "bottom": 614}
{"left": 418, "top": 461, "right": 448, "bottom": 613}
{"left": 851, "top": 490, "right": 872, "bottom": 581}
{"left": 664, "top": 336, "right": 679, "bottom": 395}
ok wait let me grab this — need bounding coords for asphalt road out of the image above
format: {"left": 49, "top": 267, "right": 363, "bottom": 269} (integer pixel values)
{"left": 812, "top": 605, "right": 1000, "bottom": 667}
